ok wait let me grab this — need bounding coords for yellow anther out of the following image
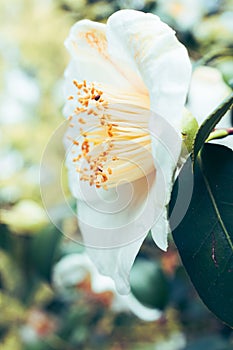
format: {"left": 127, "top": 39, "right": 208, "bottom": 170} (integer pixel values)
{"left": 78, "top": 118, "right": 86, "bottom": 124}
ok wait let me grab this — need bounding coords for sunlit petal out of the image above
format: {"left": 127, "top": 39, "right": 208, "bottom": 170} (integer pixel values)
{"left": 64, "top": 19, "right": 137, "bottom": 90}
{"left": 76, "top": 172, "right": 159, "bottom": 293}
{"left": 107, "top": 9, "right": 192, "bottom": 127}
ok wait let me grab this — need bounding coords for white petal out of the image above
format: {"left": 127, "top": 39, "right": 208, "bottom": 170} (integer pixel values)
{"left": 64, "top": 19, "right": 136, "bottom": 90}
{"left": 149, "top": 113, "right": 182, "bottom": 251}
{"left": 107, "top": 9, "right": 191, "bottom": 127}
{"left": 151, "top": 207, "right": 170, "bottom": 251}
{"left": 75, "top": 172, "right": 161, "bottom": 293}
{"left": 53, "top": 253, "right": 162, "bottom": 320}
{"left": 119, "top": 294, "right": 162, "bottom": 321}
{"left": 52, "top": 253, "right": 94, "bottom": 291}
{"left": 86, "top": 239, "right": 145, "bottom": 294}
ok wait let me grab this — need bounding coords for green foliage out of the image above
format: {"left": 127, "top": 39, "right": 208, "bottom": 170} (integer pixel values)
{"left": 170, "top": 144, "right": 233, "bottom": 326}
{"left": 30, "top": 225, "right": 62, "bottom": 282}
{"left": 192, "top": 92, "right": 233, "bottom": 164}
{"left": 130, "top": 258, "right": 169, "bottom": 310}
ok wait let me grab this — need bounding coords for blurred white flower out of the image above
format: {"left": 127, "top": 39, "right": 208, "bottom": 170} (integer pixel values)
{"left": 53, "top": 253, "right": 162, "bottom": 322}
{"left": 0, "top": 185, "right": 21, "bottom": 203}
{"left": 188, "top": 66, "right": 231, "bottom": 126}
{"left": 0, "top": 69, "right": 40, "bottom": 124}
{"left": 63, "top": 10, "right": 191, "bottom": 293}
{"left": 0, "top": 96, "right": 29, "bottom": 124}
{"left": 5, "top": 69, "right": 40, "bottom": 105}
{"left": 20, "top": 309, "right": 57, "bottom": 344}
{"left": 188, "top": 65, "right": 233, "bottom": 149}
{"left": 0, "top": 149, "right": 23, "bottom": 181}
{"left": 155, "top": 332, "right": 186, "bottom": 350}
{"left": 156, "top": 0, "right": 205, "bottom": 31}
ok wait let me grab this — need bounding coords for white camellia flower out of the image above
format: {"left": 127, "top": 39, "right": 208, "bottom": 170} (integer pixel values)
{"left": 63, "top": 10, "right": 191, "bottom": 294}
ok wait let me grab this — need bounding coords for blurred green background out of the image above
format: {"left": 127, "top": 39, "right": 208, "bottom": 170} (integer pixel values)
{"left": 0, "top": 0, "right": 233, "bottom": 349}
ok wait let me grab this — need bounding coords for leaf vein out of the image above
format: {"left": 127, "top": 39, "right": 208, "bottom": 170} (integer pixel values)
{"left": 199, "top": 158, "right": 233, "bottom": 252}
{"left": 192, "top": 220, "right": 218, "bottom": 259}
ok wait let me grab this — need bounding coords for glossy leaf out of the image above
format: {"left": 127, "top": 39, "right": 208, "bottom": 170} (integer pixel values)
{"left": 170, "top": 143, "right": 233, "bottom": 326}
{"left": 192, "top": 92, "right": 233, "bottom": 164}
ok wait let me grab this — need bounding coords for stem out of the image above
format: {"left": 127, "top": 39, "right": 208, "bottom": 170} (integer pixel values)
{"left": 207, "top": 128, "right": 233, "bottom": 142}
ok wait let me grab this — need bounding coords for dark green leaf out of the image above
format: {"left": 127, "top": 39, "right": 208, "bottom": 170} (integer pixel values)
{"left": 170, "top": 144, "right": 233, "bottom": 327}
{"left": 184, "top": 335, "right": 232, "bottom": 350}
{"left": 192, "top": 92, "right": 233, "bottom": 165}
{"left": 0, "top": 224, "right": 13, "bottom": 254}
{"left": 30, "top": 225, "right": 62, "bottom": 282}
{"left": 130, "top": 258, "right": 169, "bottom": 310}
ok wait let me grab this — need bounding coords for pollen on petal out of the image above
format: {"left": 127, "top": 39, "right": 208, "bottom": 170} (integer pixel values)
{"left": 101, "top": 173, "right": 108, "bottom": 182}
{"left": 78, "top": 118, "right": 86, "bottom": 124}
{"left": 66, "top": 79, "right": 153, "bottom": 190}
{"left": 94, "top": 95, "right": 101, "bottom": 101}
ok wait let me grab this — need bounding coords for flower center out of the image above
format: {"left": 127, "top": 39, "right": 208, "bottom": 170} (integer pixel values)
{"left": 66, "top": 80, "right": 154, "bottom": 190}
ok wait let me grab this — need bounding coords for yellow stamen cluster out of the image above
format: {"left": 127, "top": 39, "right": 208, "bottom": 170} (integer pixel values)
{"left": 67, "top": 79, "right": 118, "bottom": 190}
